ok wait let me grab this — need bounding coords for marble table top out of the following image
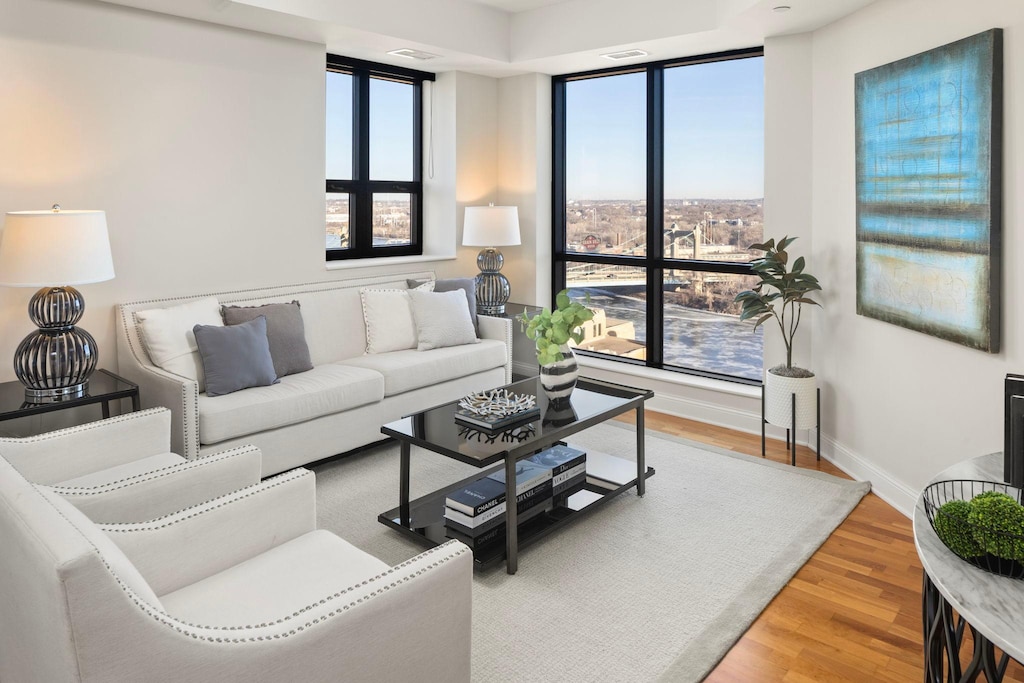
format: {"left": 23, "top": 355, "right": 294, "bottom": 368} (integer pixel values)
{"left": 913, "top": 452, "right": 1024, "bottom": 661}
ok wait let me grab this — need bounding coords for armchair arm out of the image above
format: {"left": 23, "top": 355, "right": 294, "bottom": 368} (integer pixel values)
{"left": 51, "top": 444, "right": 262, "bottom": 523}
{"left": 478, "top": 313, "right": 513, "bottom": 383}
{"left": 100, "top": 468, "right": 316, "bottom": 595}
{"left": 89, "top": 540, "right": 473, "bottom": 683}
{"left": 0, "top": 408, "right": 171, "bottom": 484}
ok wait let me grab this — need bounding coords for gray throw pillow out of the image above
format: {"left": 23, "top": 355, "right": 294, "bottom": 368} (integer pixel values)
{"left": 221, "top": 301, "right": 313, "bottom": 377}
{"left": 407, "top": 278, "right": 478, "bottom": 331}
{"left": 193, "top": 316, "right": 279, "bottom": 397}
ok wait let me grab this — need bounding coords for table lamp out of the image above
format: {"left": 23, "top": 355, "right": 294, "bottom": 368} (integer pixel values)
{"left": 0, "top": 205, "right": 115, "bottom": 402}
{"left": 462, "top": 204, "right": 520, "bottom": 315}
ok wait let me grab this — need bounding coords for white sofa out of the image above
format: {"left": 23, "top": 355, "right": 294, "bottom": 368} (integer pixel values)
{"left": 117, "top": 271, "right": 511, "bottom": 475}
{"left": 0, "top": 439, "right": 472, "bottom": 682}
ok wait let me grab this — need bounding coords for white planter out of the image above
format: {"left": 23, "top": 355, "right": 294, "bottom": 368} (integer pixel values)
{"left": 764, "top": 369, "right": 817, "bottom": 430}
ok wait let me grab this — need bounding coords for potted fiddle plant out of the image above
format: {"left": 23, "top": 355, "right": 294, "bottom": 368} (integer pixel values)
{"left": 734, "top": 236, "right": 822, "bottom": 430}
{"left": 518, "top": 290, "right": 594, "bottom": 403}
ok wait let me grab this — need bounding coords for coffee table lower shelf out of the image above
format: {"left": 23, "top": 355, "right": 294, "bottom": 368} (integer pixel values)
{"left": 378, "top": 456, "right": 655, "bottom": 570}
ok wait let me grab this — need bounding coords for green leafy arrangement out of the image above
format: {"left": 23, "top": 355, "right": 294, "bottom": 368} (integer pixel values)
{"left": 934, "top": 500, "right": 983, "bottom": 558}
{"left": 518, "top": 290, "right": 594, "bottom": 366}
{"left": 734, "top": 236, "right": 822, "bottom": 372}
{"left": 934, "top": 490, "right": 1024, "bottom": 561}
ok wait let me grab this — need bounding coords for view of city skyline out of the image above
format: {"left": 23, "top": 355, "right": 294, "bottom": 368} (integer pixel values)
{"left": 565, "top": 56, "right": 764, "bottom": 201}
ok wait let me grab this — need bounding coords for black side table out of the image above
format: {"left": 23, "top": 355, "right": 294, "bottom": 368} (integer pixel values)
{"left": 0, "top": 369, "right": 141, "bottom": 428}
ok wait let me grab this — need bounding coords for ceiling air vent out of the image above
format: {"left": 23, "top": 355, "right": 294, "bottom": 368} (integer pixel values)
{"left": 601, "top": 49, "right": 649, "bottom": 61}
{"left": 387, "top": 48, "right": 442, "bottom": 61}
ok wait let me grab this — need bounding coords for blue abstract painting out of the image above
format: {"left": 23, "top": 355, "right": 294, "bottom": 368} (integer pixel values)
{"left": 855, "top": 29, "right": 1002, "bottom": 352}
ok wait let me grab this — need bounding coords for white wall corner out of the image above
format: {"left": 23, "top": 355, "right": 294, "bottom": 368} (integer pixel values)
{"left": 497, "top": 72, "right": 551, "bottom": 305}
{"left": 820, "top": 435, "right": 917, "bottom": 518}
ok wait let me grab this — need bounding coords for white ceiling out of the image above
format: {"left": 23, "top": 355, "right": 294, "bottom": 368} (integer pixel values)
{"left": 470, "top": 0, "right": 569, "bottom": 12}
{"left": 91, "top": 0, "right": 878, "bottom": 76}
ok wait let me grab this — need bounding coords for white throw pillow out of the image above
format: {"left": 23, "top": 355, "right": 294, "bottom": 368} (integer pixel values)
{"left": 135, "top": 297, "right": 223, "bottom": 391}
{"left": 359, "top": 282, "right": 434, "bottom": 355}
{"left": 409, "top": 289, "right": 480, "bottom": 351}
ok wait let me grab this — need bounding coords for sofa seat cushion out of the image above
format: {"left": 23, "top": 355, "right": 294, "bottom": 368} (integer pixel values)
{"left": 339, "top": 339, "right": 507, "bottom": 397}
{"left": 198, "top": 365, "right": 385, "bottom": 445}
{"left": 56, "top": 452, "right": 185, "bottom": 488}
{"left": 159, "top": 530, "right": 389, "bottom": 626}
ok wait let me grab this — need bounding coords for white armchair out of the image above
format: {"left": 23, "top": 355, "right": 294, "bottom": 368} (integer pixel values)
{"left": 0, "top": 456, "right": 473, "bottom": 682}
{"left": 0, "top": 408, "right": 261, "bottom": 521}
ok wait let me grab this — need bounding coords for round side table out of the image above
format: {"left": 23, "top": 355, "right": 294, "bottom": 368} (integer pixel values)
{"left": 914, "top": 453, "right": 1024, "bottom": 681}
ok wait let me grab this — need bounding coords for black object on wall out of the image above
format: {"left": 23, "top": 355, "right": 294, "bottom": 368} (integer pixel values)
{"left": 1004, "top": 374, "right": 1024, "bottom": 487}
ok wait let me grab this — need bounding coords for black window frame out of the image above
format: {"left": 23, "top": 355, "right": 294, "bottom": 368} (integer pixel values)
{"left": 552, "top": 46, "right": 764, "bottom": 385}
{"left": 326, "top": 55, "right": 436, "bottom": 261}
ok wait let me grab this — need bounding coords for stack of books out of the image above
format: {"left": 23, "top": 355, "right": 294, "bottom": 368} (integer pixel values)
{"left": 444, "top": 460, "right": 553, "bottom": 537}
{"left": 443, "top": 444, "right": 589, "bottom": 547}
{"left": 527, "top": 444, "right": 587, "bottom": 502}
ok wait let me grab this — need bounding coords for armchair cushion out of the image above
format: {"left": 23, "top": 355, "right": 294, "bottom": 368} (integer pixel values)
{"left": 160, "top": 530, "right": 388, "bottom": 625}
{"left": 100, "top": 469, "right": 317, "bottom": 596}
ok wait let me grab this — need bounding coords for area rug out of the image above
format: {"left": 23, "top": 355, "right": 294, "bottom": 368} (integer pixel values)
{"left": 312, "top": 421, "right": 870, "bottom": 682}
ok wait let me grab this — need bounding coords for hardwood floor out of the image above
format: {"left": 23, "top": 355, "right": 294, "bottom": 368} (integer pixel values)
{"left": 617, "top": 410, "right": 1024, "bottom": 682}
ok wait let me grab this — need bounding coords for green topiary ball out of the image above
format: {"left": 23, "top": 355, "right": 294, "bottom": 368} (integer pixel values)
{"left": 967, "top": 491, "right": 1024, "bottom": 561}
{"left": 934, "top": 500, "right": 983, "bottom": 558}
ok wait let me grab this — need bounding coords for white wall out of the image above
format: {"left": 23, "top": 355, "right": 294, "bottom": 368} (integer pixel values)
{"left": 763, "top": 33, "right": 814, "bottom": 373}
{"left": 497, "top": 73, "right": 551, "bottom": 306}
{"left": 809, "top": 0, "right": 1024, "bottom": 513}
{"left": 441, "top": 72, "right": 501, "bottom": 280}
{"left": 0, "top": 0, "right": 505, "bottom": 392}
{"left": 0, "top": 0, "right": 324, "bottom": 383}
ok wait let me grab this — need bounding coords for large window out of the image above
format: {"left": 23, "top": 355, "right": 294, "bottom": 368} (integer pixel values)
{"left": 326, "top": 55, "right": 434, "bottom": 260}
{"left": 553, "top": 48, "right": 765, "bottom": 383}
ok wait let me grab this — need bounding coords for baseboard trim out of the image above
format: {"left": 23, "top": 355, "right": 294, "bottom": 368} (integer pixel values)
{"left": 646, "top": 391, "right": 789, "bottom": 442}
{"left": 646, "top": 392, "right": 918, "bottom": 518}
{"left": 818, "top": 435, "right": 917, "bottom": 518}
{"left": 512, "top": 360, "right": 537, "bottom": 378}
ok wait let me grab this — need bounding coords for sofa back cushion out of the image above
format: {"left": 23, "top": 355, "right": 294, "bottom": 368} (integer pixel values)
{"left": 118, "top": 272, "right": 435, "bottom": 370}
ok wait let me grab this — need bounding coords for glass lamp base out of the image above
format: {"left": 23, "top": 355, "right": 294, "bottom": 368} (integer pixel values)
{"left": 475, "top": 248, "right": 511, "bottom": 316}
{"left": 14, "top": 286, "right": 99, "bottom": 403}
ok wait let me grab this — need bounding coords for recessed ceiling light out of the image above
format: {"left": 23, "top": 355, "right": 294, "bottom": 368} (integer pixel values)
{"left": 773, "top": 5, "right": 791, "bottom": 11}
{"left": 387, "top": 48, "right": 441, "bottom": 61}
{"left": 601, "top": 49, "right": 649, "bottom": 61}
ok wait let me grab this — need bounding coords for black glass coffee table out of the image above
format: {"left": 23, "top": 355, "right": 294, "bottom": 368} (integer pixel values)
{"left": 379, "top": 377, "right": 654, "bottom": 574}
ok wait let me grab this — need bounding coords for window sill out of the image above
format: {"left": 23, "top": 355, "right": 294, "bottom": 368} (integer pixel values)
{"left": 576, "top": 354, "right": 762, "bottom": 399}
{"left": 325, "top": 253, "right": 457, "bottom": 271}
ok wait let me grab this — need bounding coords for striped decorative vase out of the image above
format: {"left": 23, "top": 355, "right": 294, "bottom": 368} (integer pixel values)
{"left": 539, "top": 344, "right": 578, "bottom": 404}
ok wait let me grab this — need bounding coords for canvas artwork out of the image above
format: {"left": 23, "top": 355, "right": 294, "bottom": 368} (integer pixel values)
{"left": 855, "top": 29, "right": 1002, "bottom": 352}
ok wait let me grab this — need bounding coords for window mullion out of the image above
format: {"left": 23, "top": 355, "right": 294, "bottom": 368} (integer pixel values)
{"left": 552, "top": 78, "right": 568, "bottom": 307}
{"left": 646, "top": 66, "right": 664, "bottom": 368}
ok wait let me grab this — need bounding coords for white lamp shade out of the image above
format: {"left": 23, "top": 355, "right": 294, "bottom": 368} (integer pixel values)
{"left": 462, "top": 205, "right": 521, "bottom": 247}
{"left": 0, "top": 210, "right": 115, "bottom": 287}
